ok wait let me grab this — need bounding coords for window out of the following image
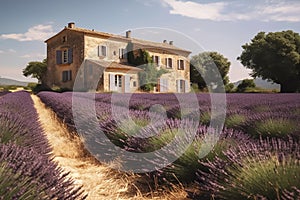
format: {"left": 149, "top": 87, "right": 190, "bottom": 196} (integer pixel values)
{"left": 115, "top": 75, "right": 122, "bottom": 87}
{"left": 165, "top": 58, "right": 173, "bottom": 68}
{"left": 98, "top": 45, "right": 107, "bottom": 57}
{"left": 56, "top": 48, "right": 73, "bottom": 64}
{"left": 178, "top": 59, "right": 185, "bottom": 70}
{"left": 177, "top": 79, "right": 186, "bottom": 93}
{"left": 62, "top": 36, "right": 67, "bottom": 42}
{"left": 153, "top": 55, "right": 160, "bottom": 66}
{"left": 119, "top": 48, "right": 126, "bottom": 59}
{"left": 133, "top": 81, "right": 137, "bottom": 87}
{"left": 62, "top": 70, "right": 72, "bottom": 82}
{"left": 62, "top": 50, "right": 68, "bottom": 64}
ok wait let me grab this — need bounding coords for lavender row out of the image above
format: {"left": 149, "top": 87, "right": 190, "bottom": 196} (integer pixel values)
{"left": 0, "top": 91, "right": 51, "bottom": 155}
{"left": 0, "top": 91, "right": 86, "bottom": 199}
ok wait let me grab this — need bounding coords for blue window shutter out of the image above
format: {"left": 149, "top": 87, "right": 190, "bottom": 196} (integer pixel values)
{"left": 56, "top": 50, "right": 62, "bottom": 64}
{"left": 62, "top": 71, "right": 66, "bottom": 82}
{"left": 109, "top": 74, "right": 115, "bottom": 91}
{"left": 69, "top": 70, "right": 72, "bottom": 81}
{"left": 124, "top": 75, "right": 130, "bottom": 93}
{"left": 68, "top": 48, "right": 73, "bottom": 64}
{"left": 185, "top": 80, "right": 189, "bottom": 93}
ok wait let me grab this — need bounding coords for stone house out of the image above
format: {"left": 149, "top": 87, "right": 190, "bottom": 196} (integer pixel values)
{"left": 43, "top": 22, "right": 191, "bottom": 93}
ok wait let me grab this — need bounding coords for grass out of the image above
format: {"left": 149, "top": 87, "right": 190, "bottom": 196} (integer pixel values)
{"left": 220, "top": 155, "right": 300, "bottom": 199}
{"left": 225, "top": 114, "right": 247, "bottom": 129}
{"left": 248, "top": 118, "right": 297, "bottom": 139}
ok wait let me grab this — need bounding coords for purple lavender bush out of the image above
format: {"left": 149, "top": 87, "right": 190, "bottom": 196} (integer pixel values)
{"left": 0, "top": 91, "right": 86, "bottom": 199}
{"left": 0, "top": 91, "right": 51, "bottom": 155}
{"left": 196, "top": 138, "right": 300, "bottom": 199}
{"left": 0, "top": 143, "right": 86, "bottom": 199}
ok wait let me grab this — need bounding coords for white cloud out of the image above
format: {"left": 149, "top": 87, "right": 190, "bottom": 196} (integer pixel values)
{"left": 162, "top": 0, "right": 226, "bottom": 20}
{"left": 260, "top": 2, "right": 300, "bottom": 22}
{"left": 8, "top": 49, "right": 16, "bottom": 53}
{"left": 0, "top": 49, "right": 16, "bottom": 54}
{"left": 162, "top": 0, "right": 300, "bottom": 22}
{"left": 20, "top": 53, "right": 45, "bottom": 59}
{"left": 0, "top": 24, "right": 55, "bottom": 41}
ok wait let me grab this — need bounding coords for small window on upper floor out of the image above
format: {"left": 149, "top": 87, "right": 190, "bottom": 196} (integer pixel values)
{"left": 119, "top": 48, "right": 126, "bottom": 59}
{"left": 165, "top": 57, "right": 173, "bottom": 68}
{"left": 62, "top": 36, "right": 67, "bottom": 43}
{"left": 62, "top": 49, "right": 68, "bottom": 64}
{"left": 153, "top": 55, "right": 160, "bottom": 66}
{"left": 56, "top": 48, "right": 73, "bottom": 65}
{"left": 98, "top": 45, "right": 107, "bottom": 57}
{"left": 178, "top": 59, "right": 185, "bottom": 70}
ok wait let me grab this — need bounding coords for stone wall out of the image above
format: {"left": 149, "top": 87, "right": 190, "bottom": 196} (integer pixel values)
{"left": 84, "top": 35, "right": 128, "bottom": 63}
{"left": 147, "top": 50, "right": 190, "bottom": 92}
{"left": 103, "top": 70, "right": 139, "bottom": 93}
{"left": 44, "top": 29, "right": 84, "bottom": 90}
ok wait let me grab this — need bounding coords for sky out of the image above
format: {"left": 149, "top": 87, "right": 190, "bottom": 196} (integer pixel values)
{"left": 0, "top": 0, "right": 300, "bottom": 83}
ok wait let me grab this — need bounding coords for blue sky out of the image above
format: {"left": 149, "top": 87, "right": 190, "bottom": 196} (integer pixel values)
{"left": 0, "top": 0, "right": 300, "bottom": 82}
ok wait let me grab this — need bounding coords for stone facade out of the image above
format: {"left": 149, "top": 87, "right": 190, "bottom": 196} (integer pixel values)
{"left": 44, "top": 23, "right": 191, "bottom": 93}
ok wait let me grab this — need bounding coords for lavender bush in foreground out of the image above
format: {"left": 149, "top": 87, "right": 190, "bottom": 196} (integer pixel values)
{"left": 0, "top": 91, "right": 86, "bottom": 199}
{"left": 0, "top": 91, "right": 51, "bottom": 155}
{"left": 196, "top": 138, "right": 300, "bottom": 200}
{"left": 0, "top": 143, "right": 86, "bottom": 199}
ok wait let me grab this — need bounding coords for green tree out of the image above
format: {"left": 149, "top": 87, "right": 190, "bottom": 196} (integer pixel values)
{"left": 238, "top": 30, "right": 300, "bottom": 93}
{"left": 138, "top": 63, "right": 168, "bottom": 91}
{"left": 127, "top": 42, "right": 153, "bottom": 66}
{"left": 23, "top": 59, "right": 47, "bottom": 83}
{"left": 190, "top": 52, "right": 231, "bottom": 92}
{"left": 236, "top": 79, "right": 256, "bottom": 92}
{"left": 127, "top": 45, "right": 167, "bottom": 91}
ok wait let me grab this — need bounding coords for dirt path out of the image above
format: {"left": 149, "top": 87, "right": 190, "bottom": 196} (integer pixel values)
{"left": 31, "top": 95, "right": 187, "bottom": 200}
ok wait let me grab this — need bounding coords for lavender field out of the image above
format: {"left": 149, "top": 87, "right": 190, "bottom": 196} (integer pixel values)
{"left": 0, "top": 91, "right": 86, "bottom": 199}
{"left": 37, "top": 91, "right": 300, "bottom": 199}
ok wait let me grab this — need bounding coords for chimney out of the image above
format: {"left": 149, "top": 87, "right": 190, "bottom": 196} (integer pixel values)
{"left": 126, "top": 30, "right": 131, "bottom": 38}
{"left": 169, "top": 41, "right": 173, "bottom": 45}
{"left": 68, "top": 22, "right": 75, "bottom": 28}
{"left": 163, "top": 40, "right": 167, "bottom": 43}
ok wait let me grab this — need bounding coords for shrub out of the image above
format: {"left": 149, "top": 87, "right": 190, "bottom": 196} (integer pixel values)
{"left": 247, "top": 118, "right": 298, "bottom": 139}
{"left": 236, "top": 79, "right": 256, "bottom": 92}
{"left": 225, "top": 114, "right": 247, "bottom": 129}
{"left": 0, "top": 143, "right": 86, "bottom": 199}
{"left": 197, "top": 138, "right": 300, "bottom": 199}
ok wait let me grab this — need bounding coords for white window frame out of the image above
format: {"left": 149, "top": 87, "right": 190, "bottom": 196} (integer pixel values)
{"left": 178, "top": 59, "right": 185, "bottom": 70}
{"left": 115, "top": 74, "right": 122, "bottom": 87}
{"left": 62, "top": 49, "right": 68, "bottom": 64}
{"left": 98, "top": 45, "right": 107, "bottom": 57}
{"left": 153, "top": 55, "right": 160, "bottom": 66}
{"left": 166, "top": 57, "right": 173, "bottom": 68}
{"left": 119, "top": 48, "right": 126, "bottom": 59}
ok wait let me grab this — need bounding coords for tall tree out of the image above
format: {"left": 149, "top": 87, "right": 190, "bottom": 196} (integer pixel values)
{"left": 23, "top": 59, "right": 47, "bottom": 83}
{"left": 238, "top": 30, "right": 300, "bottom": 93}
{"left": 190, "top": 52, "right": 231, "bottom": 92}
